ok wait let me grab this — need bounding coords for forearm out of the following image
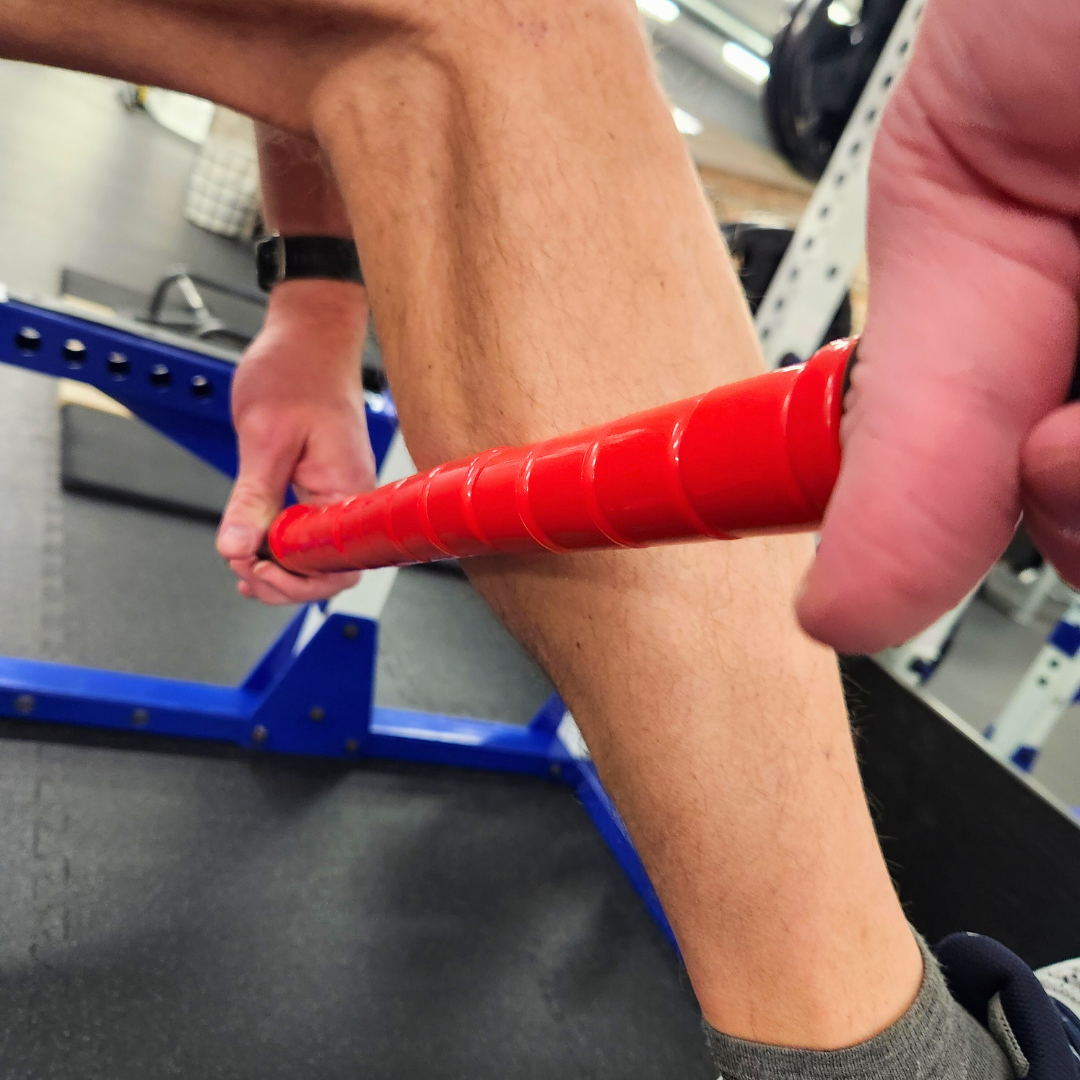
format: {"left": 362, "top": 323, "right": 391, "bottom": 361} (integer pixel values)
{"left": 256, "top": 124, "right": 353, "bottom": 237}
{"left": 309, "top": 0, "right": 921, "bottom": 1048}
{"left": 255, "top": 123, "right": 367, "bottom": 338}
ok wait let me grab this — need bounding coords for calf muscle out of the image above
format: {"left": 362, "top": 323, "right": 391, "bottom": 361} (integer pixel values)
{"left": 311, "top": 0, "right": 924, "bottom": 1050}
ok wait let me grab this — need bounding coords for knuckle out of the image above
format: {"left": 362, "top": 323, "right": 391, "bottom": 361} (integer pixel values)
{"left": 224, "top": 482, "right": 274, "bottom": 516}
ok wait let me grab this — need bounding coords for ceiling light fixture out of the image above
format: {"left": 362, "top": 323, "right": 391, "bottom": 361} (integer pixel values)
{"left": 672, "top": 106, "right": 704, "bottom": 136}
{"left": 827, "top": 1, "right": 859, "bottom": 26}
{"left": 721, "top": 40, "right": 771, "bottom": 86}
{"left": 636, "top": 0, "right": 680, "bottom": 24}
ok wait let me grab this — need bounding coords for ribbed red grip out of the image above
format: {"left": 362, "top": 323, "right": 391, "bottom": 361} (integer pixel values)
{"left": 267, "top": 337, "right": 853, "bottom": 574}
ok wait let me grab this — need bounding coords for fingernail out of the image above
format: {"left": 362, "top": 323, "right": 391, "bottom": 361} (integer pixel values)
{"left": 218, "top": 525, "right": 257, "bottom": 557}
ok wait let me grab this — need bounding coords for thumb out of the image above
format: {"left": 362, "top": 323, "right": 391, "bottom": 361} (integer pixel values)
{"left": 217, "top": 420, "right": 303, "bottom": 561}
{"left": 796, "top": 94, "right": 1080, "bottom": 654}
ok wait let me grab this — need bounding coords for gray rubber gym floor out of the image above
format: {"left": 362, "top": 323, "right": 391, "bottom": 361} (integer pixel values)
{"left": 926, "top": 585, "right": 1080, "bottom": 806}
{"left": 0, "top": 62, "right": 712, "bottom": 1077}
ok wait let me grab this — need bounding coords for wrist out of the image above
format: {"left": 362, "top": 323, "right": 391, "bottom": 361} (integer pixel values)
{"left": 254, "top": 279, "right": 370, "bottom": 373}
{"left": 264, "top": 278, "right": 367, "bottom": 330}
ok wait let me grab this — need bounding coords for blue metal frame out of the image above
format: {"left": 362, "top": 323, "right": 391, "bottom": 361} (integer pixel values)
{"left": 0, "top": 290, "right": 673, "bottom": 945}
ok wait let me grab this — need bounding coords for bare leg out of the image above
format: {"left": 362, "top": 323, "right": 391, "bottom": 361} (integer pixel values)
{"left": 311, "top": 1, "right": 922, "bottom": 1049}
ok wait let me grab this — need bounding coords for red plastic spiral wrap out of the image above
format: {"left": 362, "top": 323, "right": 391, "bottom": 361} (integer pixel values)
{"left": 267, "top": 337, "right": 854, "bottom": 575}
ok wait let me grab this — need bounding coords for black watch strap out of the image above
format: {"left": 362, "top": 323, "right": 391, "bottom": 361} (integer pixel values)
{"left": 256, "top": 234, "right": 364, "bottom": 292}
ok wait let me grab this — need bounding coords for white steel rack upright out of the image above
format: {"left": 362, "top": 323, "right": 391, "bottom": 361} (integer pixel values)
{"left": 754, "top": 0, "right": 924, "bottom": 365}
{"left": 988, "top": 593, "right": 1080, "bottom": 771}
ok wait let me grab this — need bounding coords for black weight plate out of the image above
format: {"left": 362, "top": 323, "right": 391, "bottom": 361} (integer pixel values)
{"left": 765, "top": 0, "right": 905, "bottom": 179}
{"left": 721, "top": 223, "right": 794, "bottom": 313}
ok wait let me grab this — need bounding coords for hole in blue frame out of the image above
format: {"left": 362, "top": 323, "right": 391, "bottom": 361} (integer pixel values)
{"left": 15, "top": 327, "right": 41, "bottom": 354}
{"left": 107, "top": 352, "right": 131, "bottom": 379}
{"left": 149, "top": 363, "right": 172, "bottom": 388}
{"left": 63, "top": 339, "right": 86, "bottom": 367}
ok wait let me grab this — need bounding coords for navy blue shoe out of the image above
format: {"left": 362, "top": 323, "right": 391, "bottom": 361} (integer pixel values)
{"left": 934, "top": 933, "right": 1080, "bottom": 1079}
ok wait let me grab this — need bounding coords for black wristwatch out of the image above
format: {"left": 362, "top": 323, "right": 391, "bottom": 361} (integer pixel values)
{"left": 255, "top": 234, "right": 364, "bottom": 292}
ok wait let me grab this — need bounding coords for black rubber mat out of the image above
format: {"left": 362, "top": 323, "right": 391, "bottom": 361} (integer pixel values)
{"left": 61, "top": 403, "right": 231, "bottom": 522}
{"left": 0, "top": 732, "right": 709, "bottom": 1079}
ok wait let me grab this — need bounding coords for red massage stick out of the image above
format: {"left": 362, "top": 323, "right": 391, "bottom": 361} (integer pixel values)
{"left": 266, "top": 336, "right": 854, "bottom": 575}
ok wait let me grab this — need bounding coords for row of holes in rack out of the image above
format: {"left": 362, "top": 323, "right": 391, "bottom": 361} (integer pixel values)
{"left": 11, "top": 325, "right": 215, "bottom": 399}
{"left": 758, "top": 14, "right": 922, "bottom": 344}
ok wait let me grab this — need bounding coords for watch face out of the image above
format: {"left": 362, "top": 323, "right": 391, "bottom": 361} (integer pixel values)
{"left": 255, "top": 236, "right": 281, "bottom": 292}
